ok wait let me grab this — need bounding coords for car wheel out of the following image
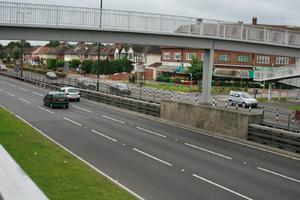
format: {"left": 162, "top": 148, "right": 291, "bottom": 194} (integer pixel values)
{"left": 65, "top": 105, "right": 69, "bottom": 109}
{"left": 229, "top": 100, "right": 233, "bottom": 106}
{"left": 242, "top": 102, "right": 246, "bottom": 108}
{"left": 77, "top": 98, "right": 80, "bottom": 102}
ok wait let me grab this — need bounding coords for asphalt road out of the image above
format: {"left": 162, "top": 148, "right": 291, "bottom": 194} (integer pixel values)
{"left": 0, "top": 75, "right": 300, "bottom": 200}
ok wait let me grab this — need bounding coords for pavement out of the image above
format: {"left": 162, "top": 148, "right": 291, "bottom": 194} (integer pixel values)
{"left": 0, "top": 74, "right": 300, "bottom": 200}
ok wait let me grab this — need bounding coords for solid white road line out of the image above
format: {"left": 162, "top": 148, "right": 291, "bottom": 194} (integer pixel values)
{"left": 91, "top": 129, "right": 118, "bottom": 142}
{"left": 184, "top": 143, "right": 232, "bottom": 160}
{"left": 20, "top": 87, "right": 29, "bottom": 92}
{"left": 6, "top": 92, "right": 15, "bottom": 97}
{"left": 19, "top": 98, "right": 31, "bottom": 104}
{"left": 136, "top": 127, "right": 167, "bottom": 138}
{"left": 63, "top": 117, "right": 82, "bottom": 127}
{"left": 32, "top": 92, "right": 43, "bottom": 97}
{"left": 102, "top": 115, "right": 125, "bottom": 124}
{"left": 257, "top": 167, "right": 300, "bottom": 183}
{"left": 192, "top": 174, "right": 253, "bottom": 200}
{"left": 72, "top": 105, "right": 92, "bottom": 113}
{"left": 7, "top": 83, "right": 16, "bottom": 87}
{"left": 133, "top": 148, "right": 173, "bottom": 167}
{"left": 37, "top": 106, "right": 55, "bottom": 114}
{"left": 0, "top": 105, "right": 144, "bottom": 200}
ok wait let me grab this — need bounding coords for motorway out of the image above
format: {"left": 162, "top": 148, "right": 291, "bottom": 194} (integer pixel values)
{"left": 0, "top": 74, "right": 300, "bottom": 200}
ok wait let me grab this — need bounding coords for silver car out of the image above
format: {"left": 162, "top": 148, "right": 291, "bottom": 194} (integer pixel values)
{"left": 228, "top": 91, "right": 258, "bottom": 108}
{"left": 59, "top": 87, "right": 81, "bottom": 101}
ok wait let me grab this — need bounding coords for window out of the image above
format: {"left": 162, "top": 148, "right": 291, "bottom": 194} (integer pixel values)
{"left": 174, "top": 52, "right": 182, "bottom": 60}
{"left": 238, "top": 55, "right": 250, "bottom": 63}
{"left": 257, "top": 56, "right": 270, "bottom": 64}
{"left": 219, "top": 55, "right": 230, "bottom": 62}
{"left": 186, "top": 53, "right": 196, "bottom": 60}
{"left": 163, "top": 52, "right": 170, "bottom": 60}
{"left": 276, "top": 57, "right": 289, "bottom": 65}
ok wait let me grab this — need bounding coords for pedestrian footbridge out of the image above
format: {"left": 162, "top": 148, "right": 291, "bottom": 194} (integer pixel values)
{"left": 254, "top": 64, "right": 300, "bottom": 82}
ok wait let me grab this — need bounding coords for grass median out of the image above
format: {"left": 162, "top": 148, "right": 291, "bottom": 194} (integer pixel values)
{"left": 0, "top": 108, "right": 136, "bottom": 200}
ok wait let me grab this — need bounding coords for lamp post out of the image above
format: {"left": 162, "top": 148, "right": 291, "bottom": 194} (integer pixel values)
{"left": 97, "top": 0, "right": 103, "bottom": 92}
{"left": 20, "top": 40, "right": 24, "bottom": 78}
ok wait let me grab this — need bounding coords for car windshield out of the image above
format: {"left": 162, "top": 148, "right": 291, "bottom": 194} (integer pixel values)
{"left": 241, "top": 93, "right": 251, "bottom": 98}
{"left": 54, "top": 93, "right": 65, "bottom": 98}
{"left": 68, "top": 89, "right": 78, "bottom": 93}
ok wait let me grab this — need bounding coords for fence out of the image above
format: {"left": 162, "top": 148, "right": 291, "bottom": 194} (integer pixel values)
{"left": 0, "top": 1, "right": 300, "bottom": 47}
{"left": 261, "top": 109, "right": 300, "bottom": 132}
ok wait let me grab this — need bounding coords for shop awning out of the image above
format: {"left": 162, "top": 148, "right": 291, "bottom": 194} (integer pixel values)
{"left": 214, "top": 68, "right": 250, "bottom": 78}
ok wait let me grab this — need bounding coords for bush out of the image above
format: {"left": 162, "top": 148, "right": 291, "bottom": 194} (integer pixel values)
{"left": 46, "top": 58, "right": 57, "bottom": 70}
{"left": 56, "top": 60, "right": 65, "bottom": 68}
{"left": 69, "top": 59, "right": 81, "bottom": 69}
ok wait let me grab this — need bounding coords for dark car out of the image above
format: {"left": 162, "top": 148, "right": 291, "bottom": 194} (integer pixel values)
{"left": 46, "top": 71, "right": 58, "bottom": 80}
{"left": 76, "top": 77, "right": 97, "bottom": 90}
{"left": 109, "top": 83, "right": 131, "bottom": 96}
{"left": 43, "top": 91, "right": 69, "bottom": 109}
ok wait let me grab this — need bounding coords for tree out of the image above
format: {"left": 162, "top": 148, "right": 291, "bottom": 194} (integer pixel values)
{"left": 56, "top": 60, "right": 65, "bottom": 68}
{"left": 81, "top": 60, "right": 94, "bottom": 74}
{"left": 46, "top": 58, "right": 58, "bottom": 70}
{"left": 186, "top": 57, "right": 203, "bottom": 81}
{"left": 45, "top": 41, "right": 61, "bottom": 48}
{"left": 69, "top": 59, "right": 81, "bottom": 68}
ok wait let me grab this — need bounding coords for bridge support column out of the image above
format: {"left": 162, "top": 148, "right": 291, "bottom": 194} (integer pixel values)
{"left": 268, "top": 83, "right": 272, "bottom": 101}
{"left": 201, "top": 49, "right": 214, "bottom": 104}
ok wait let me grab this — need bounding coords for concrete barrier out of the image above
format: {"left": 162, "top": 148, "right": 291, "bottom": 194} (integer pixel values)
{"left": 160, "top": 100, "right": 262, "bottom": 139}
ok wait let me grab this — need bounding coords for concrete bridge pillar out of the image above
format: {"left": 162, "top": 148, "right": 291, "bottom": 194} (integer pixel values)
{"left": 201, "top": 49, "right": 214, "bottom": 104}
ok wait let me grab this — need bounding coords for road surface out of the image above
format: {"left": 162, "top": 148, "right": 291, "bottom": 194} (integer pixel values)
{"left": 0, "top": 75, "right": 299, "bottom": 200}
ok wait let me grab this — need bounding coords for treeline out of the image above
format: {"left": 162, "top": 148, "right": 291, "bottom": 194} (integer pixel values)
{"left": 46, "top": 58, "right": 133, "bottom": 75}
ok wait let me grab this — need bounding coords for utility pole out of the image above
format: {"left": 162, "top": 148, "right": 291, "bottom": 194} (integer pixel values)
{"left": 97, "top": 0, "right": 103, "bottom": 92}
{"left": 20, "top": 40, "right": 24, "bottom": 78}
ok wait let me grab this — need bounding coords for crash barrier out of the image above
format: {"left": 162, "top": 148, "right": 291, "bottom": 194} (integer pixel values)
{"left": 161, "top": 100, "right": 262, "bottom": 139}
{"left": 262, "top": 109, "right": 300, "bottom": 132}
{"left": 248, "top": 124, "right": 300, "bottom": 153}
{"left": 0, "top": 72, "right": 160, "bottom": 117}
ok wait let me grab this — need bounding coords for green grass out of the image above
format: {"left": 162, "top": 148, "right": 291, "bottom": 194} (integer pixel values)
{"left": 143, "top": 82, "right": 249, "bottom": 94}
{"left": 0, "top": 108, "right": 136, "bottom": 200}
{"left": 256, "top": 97, "right": 288, "bottom": 103}
{"left": 144, "top": 82, "right": 199, "bottom": 92}
{"left": 288, "top": 105, "right": 300, "bottom": 111}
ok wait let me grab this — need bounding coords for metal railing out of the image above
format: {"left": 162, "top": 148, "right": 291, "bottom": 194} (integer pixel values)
{"left": 254, "top": 64, "right": 300, "bottom": 81}
{"left": 0, "top": 1, "right": 300, "bottom": 47}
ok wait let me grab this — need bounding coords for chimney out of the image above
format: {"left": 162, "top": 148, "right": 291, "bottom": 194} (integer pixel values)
{"left": 252, "top": 17, "right": 257, "bottom": 25}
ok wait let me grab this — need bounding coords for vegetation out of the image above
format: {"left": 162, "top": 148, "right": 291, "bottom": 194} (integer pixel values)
{"left": 288, "top": 105, "right": 300, "bottom": 111}
{"left": 45, "top": 40, "right": 61, "bottom": 48}
{"left": 46, "top": 58, "right": 58, "bottom": 70}
{"left": 256, "top": 97, "right": 288, "bottom": 103}
{"left": 186, "top": 57, "right": 203, "bottom": 81}
{"left": 69, "top": 59, "right": 81, "bottom": 69}
{"left": 0, "top": 108, "right": 136, "bottom": 200}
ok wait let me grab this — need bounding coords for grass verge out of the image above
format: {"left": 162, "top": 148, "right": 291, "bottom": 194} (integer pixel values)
{"left": 0, "top": 108, "right": 136, "bottom": 200}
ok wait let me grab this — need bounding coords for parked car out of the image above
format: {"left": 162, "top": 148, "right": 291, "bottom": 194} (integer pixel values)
{"left": 0, "top": 64, "right": 8, "bottom": 71}
{"left": 59, "top": 86, "right": 81, "bottom": 102}
{"left": 46, "top": 71, "right": 58, "bottom": 80}
{"left": 109, "top": 82, "right": 131, "bottom": 96}
{"left": 76, "top": 77, "right": 96, "bottom": 90}
{"left": 228, "top": 91, "right": 258, "bottom": 108}
{"left": 43, "top": 91, "right": 69, "bottom": 109}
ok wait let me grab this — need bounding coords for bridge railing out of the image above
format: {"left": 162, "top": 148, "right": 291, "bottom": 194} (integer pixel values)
{"left": 0, "top": 1, "right": 300, "bottom": 47}
{"left": 254, "top": 64, "right": 300, "bottom": 81}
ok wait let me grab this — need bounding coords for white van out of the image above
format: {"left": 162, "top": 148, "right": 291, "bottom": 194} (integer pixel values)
{"left": 228, "top": 91, "right": 258, "bottom": 108}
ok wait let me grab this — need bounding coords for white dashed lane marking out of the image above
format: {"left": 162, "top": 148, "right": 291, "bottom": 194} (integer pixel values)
{"left": 91, "top": 129, "right": 118, "bottom": 142}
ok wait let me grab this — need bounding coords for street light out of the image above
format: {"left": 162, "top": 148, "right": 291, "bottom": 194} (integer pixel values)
{"left": 97, "top": 0, "right": 103, "bottom": 92}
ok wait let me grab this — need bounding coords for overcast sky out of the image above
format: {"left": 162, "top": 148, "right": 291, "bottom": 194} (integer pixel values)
{"left": 1, "top": 0, "right": 300, "bottom": 45}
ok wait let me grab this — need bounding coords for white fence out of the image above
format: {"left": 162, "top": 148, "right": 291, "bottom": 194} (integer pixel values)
{"left": 0, "top": 1, "right": 300, "bottom": 47}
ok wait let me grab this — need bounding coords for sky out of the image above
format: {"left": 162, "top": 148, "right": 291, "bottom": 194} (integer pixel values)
{"left": 1, "top": 0, "right": 300, "bottom": 45}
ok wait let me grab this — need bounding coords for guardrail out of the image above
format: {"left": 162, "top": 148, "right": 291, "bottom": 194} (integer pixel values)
{"left": 261, "top": 109, "right": 300, "bottom": 132}
{"left": 254, "top": 64, "right": 300, "bottom": 81}
{"left": 0, "top": 1, "right": 300, "bottom": 47}
{"left": 0, "top": 71, "right": 160, "bottom": 117}
{"left": 248, "top": 124, "right": 300, "bottom": 153}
